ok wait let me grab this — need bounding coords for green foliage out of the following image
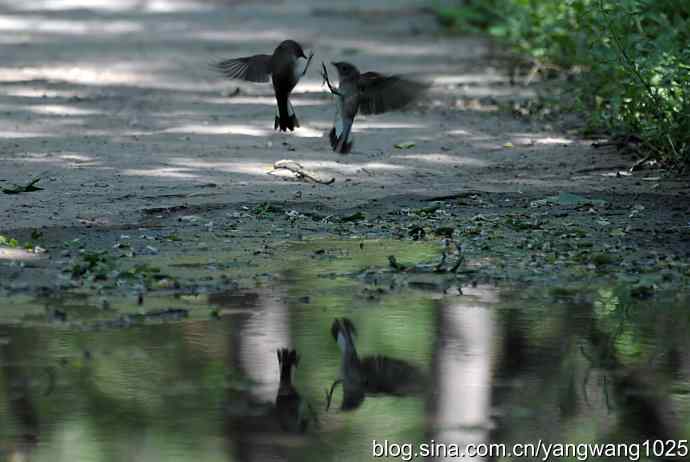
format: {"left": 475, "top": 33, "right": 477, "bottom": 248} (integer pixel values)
{"left": 69, "top": 250, "right": 115, "bottom": 280}
{"left": 66, "top": 249, "right": 174, "bottom": 289}
{"left": 253, "top": 202, "right": 282, "bottom": 217}
{"left": 584, "top": 0, "right": 690, "bottom": 166}
{"left": 0, "top": 233, "right": 40, "bottom": 252}
{"left": 435, "top": 0, "right": 690, "bottom": 167}
{"left": 0, "top": 235, "right": 19, "bottom": 248}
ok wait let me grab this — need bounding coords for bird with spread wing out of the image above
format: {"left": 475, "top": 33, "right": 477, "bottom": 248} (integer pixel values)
{"left": 321, "top": 62, "right": 429, "bottom": 154}
{"left": 212, "top": 40, "right": 313, "bottom": 132}
{"left": 327, "top": 318, "right": 428, "bottom": 411}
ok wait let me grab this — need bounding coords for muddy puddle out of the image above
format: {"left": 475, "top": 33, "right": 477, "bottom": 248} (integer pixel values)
{"left": 1, "top": 240, "right": 689, "bottom": 461}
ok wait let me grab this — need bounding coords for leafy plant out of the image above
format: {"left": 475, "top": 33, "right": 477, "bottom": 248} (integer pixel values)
{"left": 0, "top": 235, "right": 19, "bottom": 248}
{"left": 435, "top": 0, "right": 690, "bottom": 168}
{"left": 253, "top": 202, "right": 282, "bottom": 217}
{"left": 69, "top": 251, "right": 115, "bottom": 281}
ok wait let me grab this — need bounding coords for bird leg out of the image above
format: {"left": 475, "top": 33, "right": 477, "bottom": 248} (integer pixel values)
{"left": 300, "top": 51, "right": 314, "bottom": 78}
{"left": 321, "top": 62, "right": 342, "bottom": 96}
{"left": 324, "top": 379, "right": 342, "bottom": 411}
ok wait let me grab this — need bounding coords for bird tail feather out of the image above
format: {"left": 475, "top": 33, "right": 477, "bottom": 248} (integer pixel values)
{"left": 332, "top": 119, "right": 353, "bottom": 154}
{"left": 276, "top": 97, "right": 299, "bottom": 132}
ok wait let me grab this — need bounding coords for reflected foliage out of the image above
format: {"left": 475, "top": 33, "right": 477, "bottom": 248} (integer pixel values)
{"left": 0, "top": 250, "right": 688, "bottom": 460}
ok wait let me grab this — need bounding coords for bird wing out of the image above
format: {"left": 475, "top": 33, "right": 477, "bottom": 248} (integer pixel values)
{"left": 357, "top": 72, "right": 429, "bottom": 115}
{"left": 212, "top": 54, "right": 272, "bottom": 83}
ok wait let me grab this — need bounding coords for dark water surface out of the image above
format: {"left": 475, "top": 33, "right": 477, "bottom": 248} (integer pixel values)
{"left": 1, "top": 269, "right": 689, "bottom": 461}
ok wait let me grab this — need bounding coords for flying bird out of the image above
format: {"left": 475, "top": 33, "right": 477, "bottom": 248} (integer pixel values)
{"left": 321, "top": 62, "right": 429, "bottom": 154}
{"left": 213, "top": 40, "right": 313, "bottom": 131}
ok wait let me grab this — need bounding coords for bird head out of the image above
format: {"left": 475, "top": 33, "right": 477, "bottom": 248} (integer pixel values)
{"left": 331, "top": 317, "right": 357, "bottom": 351}
{"left": 331, "top": 62, "right": 359, "bottom": 79}
{"left": 280, "top": 40, "right": 307, "bottom": 59}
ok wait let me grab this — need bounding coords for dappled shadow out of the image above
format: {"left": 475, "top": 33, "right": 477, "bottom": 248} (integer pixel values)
{"left": 0, "top": 0, "right": 636, "bottom": 232}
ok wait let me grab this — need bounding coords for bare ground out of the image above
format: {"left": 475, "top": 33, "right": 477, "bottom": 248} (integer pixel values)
{"left": 1, "top": 0, "right": 689, "bottom": 294}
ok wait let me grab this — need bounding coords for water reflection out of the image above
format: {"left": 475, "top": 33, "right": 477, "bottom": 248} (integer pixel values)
{"left": 276, "top": 348, "right": 316, "bottom": 433}
{"left": 0, "top": 279, "right": 688, "bottom": 461}
{"left": 327, "top": 318, "right": 427, "bottom": 411}
{"left": 1, "top": 329, "right": 40, "bottom": 462}
{"left": 429, "top": 288, "right": 496, "bottom": 462}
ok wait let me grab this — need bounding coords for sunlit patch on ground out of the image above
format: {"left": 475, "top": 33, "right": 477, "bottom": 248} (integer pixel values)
{"left": 0, "top": 66, "right": 151, "bottom": 86}
{"left": 203, "top": 96, "right": 327, "bottom": 107}
{"left": 299, "top": 160, "right": 407, "bottom": 175}
{"left": 432, "top": 74, "right": 509, "bottom": 86}
{"left": 0, "top": 130, "right": 57, "bottom": 138}
{"left": 122, "top": 167, "right": 200, "bottom": 179}
{"left": 353, "top": 121, "right": 426, "bottom": 130}
{"left": 392, "top": 153, "right": 490, "bottom": 167}
{"left": 0, "top": 247, "right": 43, "bottom": 261}
{"left": 0, "top": 0, "right": 212, "bottom": 13}
{"left": 194, "top": 29, "right": 289, "bottom": 43}
{"left": 29, "top": 104, "right": 103, "bottom": 116}
{"left": 319, "top": 37, "right": 460, "bottom": 58}
{"left": 170, "top": 159, "right": 273, "bottom": 176}
{"left": 534, "top": 136, "right": 573, "bottom": 145}
{"left": 1, "top": 87, "right": 90, "bottom": 99}
{"left": 163, "top": 123, "right": 269, "bottom": 137}
{"left": 0, "top": 15, "right": 142, "bottom": 35}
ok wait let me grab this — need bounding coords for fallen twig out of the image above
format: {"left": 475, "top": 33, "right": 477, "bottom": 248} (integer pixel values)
{"left": 268, "top": 160, "right": 335, "bottom": 185}
{"left": 629, "top": 155, "right": 652, "bottom": 172}
{"left": 421, "top": 191, "right": 481, "bottom": 201}
{"left": 434, "top": 242, "right": 464, "bottom": 273}
{"left": 391, "top": 243, "right": 465, "bottom": 275}
{"left": 2, "top": 177, "right": 43, "bottom": 194}
{"left": 388, "top": 255, "right": 408, "bottom": 272}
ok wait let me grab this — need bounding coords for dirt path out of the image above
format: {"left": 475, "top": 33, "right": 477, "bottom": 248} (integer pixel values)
{"left": 1, "top": 0, "right": 688, "bottom": 294}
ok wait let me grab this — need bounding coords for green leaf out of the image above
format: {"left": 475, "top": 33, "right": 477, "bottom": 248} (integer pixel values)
{"left": 394, "top": 141, "right": 416, "bottom": 149}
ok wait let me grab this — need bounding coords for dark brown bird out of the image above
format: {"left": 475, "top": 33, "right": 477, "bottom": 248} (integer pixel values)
{"left": 213, "top": 40, "right": 313, "bottom": 131}
{"left": 321, "top": 62, "right": 429, "bottom": 153}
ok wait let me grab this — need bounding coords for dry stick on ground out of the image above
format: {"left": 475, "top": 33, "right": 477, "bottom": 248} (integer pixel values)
{"left": 390, "top": 243, "right": 464, "bottom": 274}
{"left": 629, "top": 155, "right": 653, "bottom": 172}
{"left": 388, "top": 255, "right": 409, "bottom": 272}
{"left": 2, "top": 177, "right": 43, "bottom": 194}
{"left": 268, "top": 160, "right": 335, "bottom": 185}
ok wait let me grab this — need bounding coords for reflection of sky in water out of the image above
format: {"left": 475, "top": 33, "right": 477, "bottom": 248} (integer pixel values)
{"left": 1, "top": 255, "right": 689, "bottom": 461}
